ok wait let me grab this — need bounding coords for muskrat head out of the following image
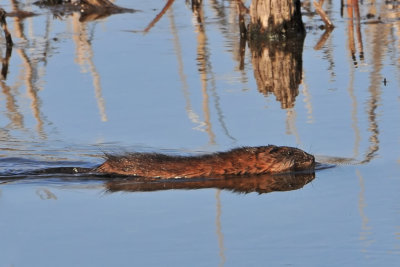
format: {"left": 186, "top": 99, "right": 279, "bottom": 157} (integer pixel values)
{"left": 267, "top": 146, "right": 315, "bottom": 172}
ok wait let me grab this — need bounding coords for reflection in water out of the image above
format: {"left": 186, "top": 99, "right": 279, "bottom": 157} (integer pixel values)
{"left": 361, "top": 2, "right": 382, "bottom": 164}
{"left": 346, "top": 0, "right": 364, "bottom": 66}
{"left": 345, "top": 2, "right": 362, "bottom": 159}
{"left": 347, "top": 59, "right": 361, "bottom": 159}
{"left": 0, "top": 44, "right": 12, "bottom": 79}
{"left": 300, "top": 73, "right": 314, "bottom": 124}
{"left": 248, "top": 29, "right": 305, "bottom": 143}
{"left": 193, "top": 1, "right": 241, "bottom": 143}
{"left": 206, "top": 1, "right": 237, "bottom": 143}
{"left": 0, "top": 9, "right": 13, "bottom": 79}
{"left": 342, "top": 0, "right": 381, "bottom": 164}
{"left": 19, "top": 48, "right": 47, "bottom": 138}
{"left": 250, "top": 37, "right": 304, "bottom": 109}
{"left": 168, "top": 8, "right": 206, "bottom": 131}
{"left": 285, "top": 109, "right": 301, "bottom": 145}
{"left": 8, "top": 2, "right": 47, "bottom": 138}
{"left": 36, "top": 188, "right": 57, "bottom": 200}
{"left": 0, "top": 8, "right": 13, "bottom": 47}
{"left": 313, "top": 26, "right": 334, "bottom": 51}
{"left": 193, "top": 2, "right": 216, "bottom": 144}
{"left": 356, "top": 170, "right": 374, "bottom": 254}
{"left": 215, "top": 189, "right": 226, "bottom": 267}
{"left": 105, "top": 172, "right": 315, "bottom": 194}
{"left": 0, "top": 79, "right": 23, "bottom": 129}
{"left": 71, "top": 13, "right": 108, "bottom": 122}
{"left": 157, "top": 1, "right": 237, "bottom": 144}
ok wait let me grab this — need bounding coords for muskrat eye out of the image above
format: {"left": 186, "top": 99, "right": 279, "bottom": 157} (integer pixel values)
{"left": 287, "top": 151, "right": 293, "bottom": 156}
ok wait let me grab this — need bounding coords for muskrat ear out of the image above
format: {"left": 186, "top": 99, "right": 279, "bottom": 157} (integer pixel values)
{"left": 269, "top": 146, "right": 280, "bottom": 153}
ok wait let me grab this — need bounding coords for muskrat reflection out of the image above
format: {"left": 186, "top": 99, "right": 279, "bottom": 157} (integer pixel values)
{"left": 105, "top": 172, "right": 315, "bottom": 194}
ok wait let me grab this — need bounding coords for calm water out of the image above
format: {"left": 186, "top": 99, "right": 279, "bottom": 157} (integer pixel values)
{"left": 0, "top": 0, "right": 399, "bottom": 266}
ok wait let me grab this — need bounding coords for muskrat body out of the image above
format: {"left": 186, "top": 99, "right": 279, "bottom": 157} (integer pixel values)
{"left": 95, "top": 145, "right": 315, "bottom": 179}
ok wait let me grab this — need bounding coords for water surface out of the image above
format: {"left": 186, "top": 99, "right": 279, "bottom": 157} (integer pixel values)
{"left": 0, "top": 0, "right": 399, "bottom": 266}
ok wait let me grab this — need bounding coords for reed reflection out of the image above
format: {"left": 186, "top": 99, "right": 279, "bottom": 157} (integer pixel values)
{"left": 144, "top": 1, "right": 237, "bottom": 144}
{"left": 168, "top": 6, "right": 206, "bottom": 133}
{"left": 105, "top": 172, "right": 315, "bottom": 194}
{"left": 192, "top": 1, "right": 216, "bottom": 144}
{"left": 36, "top": 188, "right": 57, "bottom": 200}
{"left": 0, "top": 3, "right": 48, "bottom": 138}
{"left": 313, "top": 0, "right": 386, "bottom": 164}
{"left": 215, "top": 189, "right": 226, "bottom": 267}
{"left": 0, "top": 0, "right": 134, "bottom": 142}
{"left": 0, "top": 9, "right": 13, "bottom": 80}
{"left": 356, "top": 170, "right": 374, "bottom": 254}
{"left": 346, "top": 0, "right": 364, "bottom": 66}
{"left": 0, "top": 80, "right": 23, "bottom": 129}
{"left": 355, "top": 0, "right": 382, "bottom": 164}
{"left": 0, "top": 44, "right": 12, "bottom": 80}
{"left": 71, "top": 12, "right": 108, "bottom": 122}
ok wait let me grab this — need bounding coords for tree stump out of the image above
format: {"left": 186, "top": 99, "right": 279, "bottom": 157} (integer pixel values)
{"left": 247, "top": 0, "right": 305, "bottom": 108}
{"left": 248, "top": 0, "right": 304, "bottom": 40}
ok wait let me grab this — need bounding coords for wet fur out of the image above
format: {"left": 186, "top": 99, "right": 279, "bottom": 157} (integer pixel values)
{"left": 96, "top": 145, "right": 315, "bottom": 179}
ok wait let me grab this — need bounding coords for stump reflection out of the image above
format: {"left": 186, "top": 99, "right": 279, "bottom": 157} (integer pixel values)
{"left": 250, "top": 37, "right": 305, "bottom": 109}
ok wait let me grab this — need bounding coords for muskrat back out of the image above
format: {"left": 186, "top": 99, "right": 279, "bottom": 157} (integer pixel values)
{"left": 95, "top": 145, "right": 315, "bottom": 179}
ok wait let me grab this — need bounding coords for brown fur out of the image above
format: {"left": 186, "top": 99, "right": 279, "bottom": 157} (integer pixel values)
{"left": 95, "top": 145, "right": 315, "bottom": 179}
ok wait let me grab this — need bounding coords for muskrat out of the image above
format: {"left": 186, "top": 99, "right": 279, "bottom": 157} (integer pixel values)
{"left": 11, "top": 145, "right": 315, "bottom": 179}
{"left": 95, "top": 145, "right": 315, "bottom": 179}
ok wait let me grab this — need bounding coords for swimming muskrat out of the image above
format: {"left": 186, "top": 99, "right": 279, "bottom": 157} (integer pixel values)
{"left": 11, "top": 145, "right": 315, "bottom": 179}
{"left": 95, "top": 145, "right": 315, "bottom": 178}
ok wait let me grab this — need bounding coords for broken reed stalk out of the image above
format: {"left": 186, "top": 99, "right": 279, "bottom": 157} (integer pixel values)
{"left": 143, "top": 0, "right": 175, "bottom": 33}
{"left": 0, "top": 9, "right": 13, "bottom": 47}
{"left": 313, "top": 0, "right": 334, "bottom": 28}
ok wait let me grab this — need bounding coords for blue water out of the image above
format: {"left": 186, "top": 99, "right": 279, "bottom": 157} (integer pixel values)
{"left": 0, "top": 0, "right": 399, "bottom": 266}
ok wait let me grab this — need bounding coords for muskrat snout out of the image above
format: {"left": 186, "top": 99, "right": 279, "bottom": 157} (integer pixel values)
{"left": 287, "top": 148, "right": 315, "bottom": 171}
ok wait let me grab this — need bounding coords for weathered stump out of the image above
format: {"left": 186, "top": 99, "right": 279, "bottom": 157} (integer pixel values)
{"left": 247, "top": 0, "right": 305, "bottom": 108}
{"left": 248, "top": 0, "right": 304, "bottom": 40}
